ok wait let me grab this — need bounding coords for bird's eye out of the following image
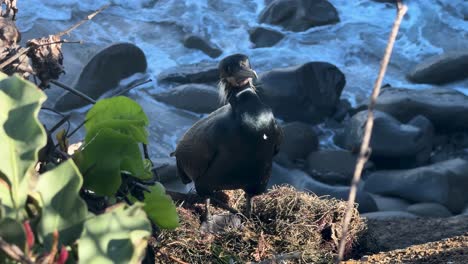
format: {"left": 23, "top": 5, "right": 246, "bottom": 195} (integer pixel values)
{"left": 263, "top": 134, "right": 268, "bottom": 140}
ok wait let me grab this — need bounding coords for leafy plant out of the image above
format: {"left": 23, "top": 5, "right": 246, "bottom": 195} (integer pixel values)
{"left": 0, "top": 74, "right": 178, "bottom": 263}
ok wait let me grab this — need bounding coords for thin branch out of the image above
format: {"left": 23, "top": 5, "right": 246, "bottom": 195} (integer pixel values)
{"left": 35, "top": 40, "right": 83, "bottom": 47}
{"left": 115, "top": 79, "right": 152, "bottom": 97}
{"left": 0, "top": 47, "right": 30, "bottom": 70}
{"left": 0, "top": 237, "right": 34, "bottom": 264}
{"left": 57, "top": 4, "right": 110, "bottom": 37}
{"left": 336, "top": 1, "right": 408, "bottom": 262}
{"left": 50, "top": 79, "right": 97, "bottom": 104}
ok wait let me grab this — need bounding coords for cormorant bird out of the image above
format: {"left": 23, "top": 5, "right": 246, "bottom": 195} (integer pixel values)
{"left": 172, "top": 54, "right": 283, "bottom": 218}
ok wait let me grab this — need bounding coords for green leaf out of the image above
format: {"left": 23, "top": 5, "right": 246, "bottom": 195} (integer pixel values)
{"left": 140, "top": 183, "right": 179, "bottom": 229}
{"left": 0, "top": 73, "right": 47, "bottom": 219}
{"left": 74, "top": 128, "right": 151, "bottom": 196}
{"left": 0, "top": 218, "right": 26, "bottom": 251}
{"left": 85, "top": 96, "right": 149, "bottom": 144}
{"left": 36, "top": 160, "right": 87, "bottom": 250}
{"left": 78, "top": 203, "right": 151, "bottom": 264}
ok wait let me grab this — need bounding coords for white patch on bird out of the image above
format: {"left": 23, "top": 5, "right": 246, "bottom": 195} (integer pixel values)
{"left": 263, "top": 133, "right": 268, "bottom": 140}
{"left": 241, "top": 111, "right": 274, "bottom": 130}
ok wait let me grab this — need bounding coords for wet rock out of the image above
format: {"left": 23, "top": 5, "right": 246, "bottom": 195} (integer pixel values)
{"left": 152, "top": 157, "right": 177, "bottom": 183}
{"left": 183, "top": 34, "right": 222, "bottom": 58}
{"left": 54, "top": 43, "right": 147, "bottom": 111}
{"left": 407, "top": 51, "right": 468, "bottom": 85}
{"left": 370, "top": 194, "right": 411, "bottom": 212}
{"left": 362, "top": 211, "right": 418, "bottom": 220}
{"left": 152, "top": 84, "right": 219, "bottom": 113}
{"left": 306, "top": 150, "right": 373, "bottom": 185}
{"left": 342, "top": 110, "right": 433, "bottom": 169}
{"left": 249, "top": 27, "right": 285, "bottom": 48}
{"left": 406, "top": 203, "right": 453, "bottom": 218}
{"left": 274, "top": 122, "right": 318, "bottom": 168}
{"left": 375, "top": 87, "right": 468, "bottom": 132}
{"left": 268, "top": 163, "right": 378, "bottom": 213}
{"left": 259, "top": 0, "right": 339, "bottom": 32}
{"left": 257, "top": 62, "right": 345, "bottom": 124}
{"left": 364, "top": 158, "right": 468, "bottom": 213}
{"left": 157, "top": 61, "right": 219, "bottom": 84}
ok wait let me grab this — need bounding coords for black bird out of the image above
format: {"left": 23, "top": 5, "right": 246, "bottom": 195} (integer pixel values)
{"left": 172, "top": 54, "right": 283, "bottom": 218}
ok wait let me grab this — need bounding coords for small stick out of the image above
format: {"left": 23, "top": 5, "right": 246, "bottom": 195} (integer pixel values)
{"left": 115, "top": 79, "right": 152, "bottom": 97}
{"left": 0, "top": 47, "right": 30, "bottom": 70}
{"left": 35, "top": 40, "right": 83, "bottom": 47}
{"left": 50, "top": 80, "right": 97, "bottom": 104}
{"left": 0, "top": 237, "right": 34, "bottom": 264}
{"left": 57, "top": 4, "right": 110, "bottom": 37}
{"left": 336, "top": 1, "right": 408, "bottom": 262}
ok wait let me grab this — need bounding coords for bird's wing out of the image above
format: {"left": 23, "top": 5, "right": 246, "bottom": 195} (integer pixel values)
{"left": 173, "top": 107, "right": 227, "bottom": 182}
{"left": 273, "top": 120, "right": 283, "bottom": 156}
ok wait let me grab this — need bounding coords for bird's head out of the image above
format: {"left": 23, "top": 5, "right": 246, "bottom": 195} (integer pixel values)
{"left": 218, "top": 54, "right": 258, "bottom": 104}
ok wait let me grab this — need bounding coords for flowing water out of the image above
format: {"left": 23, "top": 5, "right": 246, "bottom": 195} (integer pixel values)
{"left": 19, "top": 0, "right": 467, "bottom": 162}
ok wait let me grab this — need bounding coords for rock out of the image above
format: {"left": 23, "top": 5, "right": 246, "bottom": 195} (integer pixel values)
{"left": 257, "top": 62, "right": 345, "bottom": 124}
{"left": 157, "top": 61, "right": 219, "bottom": 84}
{"left": 259, "top": 0, "right": 339, "bottom": 32}
{"left": 406, "top": 203, "right": 453, "bottom": 218}
{"left": 268, "top": 163, "right": 378, "bottom": 213}
{"left": 249, "top": 27, "right": 285, "bottom": 48}
{"left": 362, "top": 211, "right": 418, "bottom": 220}
{"left": 364, "top": 158, "right": 468, "bottom": 213}
{"left": 151, "top": 157, "right": 191, "bottom": 193}
{"left": 306, "top": 150, "right": 373, "bottom": 185}
{"left": 342, "top": 111, "right": 433, "bottom": 169}
{"left": 274, "top": 122, "right": 318, "bottom": 168}
{"left": 463, "top": 206, "right": 468, "bottom": 216}
{"left": 407, "top": 51, "right": 468, "bottom": 85}
{"left": 375, "top": 87, "right": 468, "bottom": 132}
{"left": 183, "top": 34, "right": 222, "bottom": 58}
{"left": 152, "top": 84, "right": 220, "bottom": 113}
{"left": 332, "top": 99, "right": 352, "bottom": 122}
{"left": 54, "top": 43, "right": 147, "bottom": 111}
{"left": 370, "top": 194, "right": 411, "bottom": 212}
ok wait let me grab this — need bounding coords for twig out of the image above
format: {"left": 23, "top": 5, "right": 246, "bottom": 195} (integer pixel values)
{"left": 115, "top": 79, "right": 152, "bottom": 97}
{"left": 247, "top": 252, "right": 302, "bottom": 264}
{"left": 0, "top": 237, "right": 34, "bottom": 264}
{"left": 57, "top": 4, "right": 110, "bottom": 37}
{"left": 336, "top": 1, "right": 408, "bottom": 263}
{"left": 35, "top": 40, "right": 83, "bottom": 46}
{"left": 50, "top": 79, "right": 97, "bottom": 104}
{"left": 0, "top": 47, "right": 30, "bottom": 70}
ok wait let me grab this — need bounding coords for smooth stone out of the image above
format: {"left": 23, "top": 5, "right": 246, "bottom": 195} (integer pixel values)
{"left": 362, "top": 211, "right": 418, "bottom": 220}
{"left": 275, "top": 122, "right": 318, "bottom": 168}
{"left": 157, "top": 61, "right": 219, "bottom": 84}
{"left": 183, "top": 34, "right": 222, "bottom": 58}
{"left": 364, "top": 158, "right": 468, "bottom": 213}
{"left": 370, "top": 194, "right": 411, "bottom": 212}
{"left": 249, "top": 27, "right": 285, "bottom": 48}
{"left": 152, "top": 84, "right": 219, "bottom": 113}
{"left": 406, "top": 203, "right": 453, "bottom": 218}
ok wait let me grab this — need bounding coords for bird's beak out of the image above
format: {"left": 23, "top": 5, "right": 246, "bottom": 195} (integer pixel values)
{"left": 234, "top": 68, "right": 258, "bottom": 80}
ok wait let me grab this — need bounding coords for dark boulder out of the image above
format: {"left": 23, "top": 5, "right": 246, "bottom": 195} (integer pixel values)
{"left": 407, "top": 51, "right": 468, "bottom": 85}
{"left": 259, "top": 0, "right": 339, "bottom": 32}
{"left": 306, "top": 150, "right": 374, "bottom": 185}
{"left": 54, "top": 43, "right": 147, "bottom": 111}
{"left": 274, "top": 122, "right": 318, "bottom": 168}
{"left": 375, "top": 87, "right": 468, "bottom": 132}
{"left": 157, "top": 61, "right": 219, "bottom": 84}
{"left": 249, "top": 27, "right": 285, "bottom": 48}
{"left": 364, "top": 158, "right": 468, "bottom": 213}
{"left": 183, "top": 34, "right": 222, "bottom": 58}
{"left": 257, "top": 62, "right": 346, "bottom": 124}
{"left": 341, "top": 110, "right": 434, "bottom": 169}
{"left": 152, "top": 84, "right": 219, "bottom": 113}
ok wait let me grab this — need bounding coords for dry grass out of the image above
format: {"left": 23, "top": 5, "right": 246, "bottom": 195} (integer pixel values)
{"left": 151, "top": 185, "right": 366, "bottom": 264}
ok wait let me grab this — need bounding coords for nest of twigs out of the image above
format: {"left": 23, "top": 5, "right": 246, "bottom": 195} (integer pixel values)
{"left": 151, "top": 185, "right": 367, "bottom": 263}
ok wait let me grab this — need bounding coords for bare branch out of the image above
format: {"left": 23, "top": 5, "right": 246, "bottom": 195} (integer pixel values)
{"left": 57, "top": 4, "right": 110, "bottom": 37}
{"left": 336, "top": 1, "right": 408, "bottom": 262}
{"left": 0, "top": 237, "right": 34, "bottom": 264}
{"left": 0, "top": 47, "right": 30, "bottom": 70}
{"left": 50, "top": 79, "right": 97, "bottom": 104}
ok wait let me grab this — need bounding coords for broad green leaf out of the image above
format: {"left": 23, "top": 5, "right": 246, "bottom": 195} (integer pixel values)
{"left": 140, "top": 183, "right": 179, "bottom": 229}
{"left": 0, "top": 218, "right": 26, "bottom": 251}
{"left": 36, "top": 160, "right": 87, "bottom": 250}
{"left": 74, "top": 128, "right": 151, "bottom": 196}
{"left": 85, "top": 96, "right": 149, "bottom": 144}
{"left": 0, "top": 73, "right": 47, "bottom": 219}
{"left": 78, "top": 203, "right": 151, "bottom": 264}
